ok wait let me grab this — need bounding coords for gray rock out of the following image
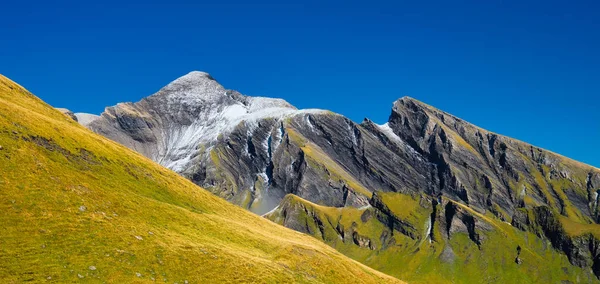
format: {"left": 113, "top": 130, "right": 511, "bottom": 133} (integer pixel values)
{"left": 515, "top": 257, "right": 522, "bottom": 265}
{"left": 55, "top": 108, "right": 78, "bottom": 121}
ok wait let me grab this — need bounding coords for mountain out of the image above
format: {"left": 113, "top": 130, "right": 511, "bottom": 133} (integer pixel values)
{"left": 74, "top": 71, "right": 600, "bottom": 283}
{"left": 76, "top": 71, "right": 433, "bottom": 215}
{"left": 0, "top": 74, "right": 401, "bottom": 283}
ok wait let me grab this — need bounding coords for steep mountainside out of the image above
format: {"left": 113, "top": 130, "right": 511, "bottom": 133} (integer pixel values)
{"left": 74, "top": 71, "right": 600, "bottom": 283}
{"left": 77, "top": 71, "right": 436, "bottom": 215}
{"left": 0, "top": 74, "right": 400, "bottom": 283}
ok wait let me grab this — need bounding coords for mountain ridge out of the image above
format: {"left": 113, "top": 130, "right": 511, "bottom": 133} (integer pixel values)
{"left": 67, "top": 71, "right": 600, "bottom": 282}
{"left": 69, "top": 71, "right": 600, "bottom": 218}
{"left": 392, "top": 96, "right": 598, "bottom": 171}
{"left": 74, "top": 72, "right": 598, "bottom": 171}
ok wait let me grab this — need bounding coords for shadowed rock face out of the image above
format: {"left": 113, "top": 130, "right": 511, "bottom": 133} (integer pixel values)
{"left": 389, "top": 97, "right": 600, "bottom": 222}
{"left": 76, "top": 71, "right": 600, "bottom": 281}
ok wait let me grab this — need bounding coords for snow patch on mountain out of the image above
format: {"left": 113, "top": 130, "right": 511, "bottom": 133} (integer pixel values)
{"left": 378, "top": 123, "right": 423, "bottom": 161}
{"left": 378, "top": 123, "right": 400, "bottom": 142}
{"left": 160, "top": 104, "right": 324, "bottom": 172}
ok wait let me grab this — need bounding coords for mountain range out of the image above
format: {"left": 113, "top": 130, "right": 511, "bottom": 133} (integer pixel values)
{"left": 70, "top": 71, "right": 600, "bottom": 283}
{"left": 3, "top": 70, "right": 600, "bottom": 283}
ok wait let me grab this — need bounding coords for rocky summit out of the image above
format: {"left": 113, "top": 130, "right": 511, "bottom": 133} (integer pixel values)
{"left": 72, "top": 71, "right": 600, "bottom": 283}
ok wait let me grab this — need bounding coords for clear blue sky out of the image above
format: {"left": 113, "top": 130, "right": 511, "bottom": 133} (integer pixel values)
{"left": 1, "top": 1, "right": 599, "bottom": 167}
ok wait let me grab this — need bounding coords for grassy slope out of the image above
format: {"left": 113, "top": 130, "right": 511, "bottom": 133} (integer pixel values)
{"left": 269, "top": 193, "right": 598, "bottom": 284}
{"left": 0, "top": 75, "right": 401, "bottom": 283}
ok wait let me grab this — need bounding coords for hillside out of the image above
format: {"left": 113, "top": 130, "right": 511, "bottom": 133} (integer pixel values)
{"left": 266, "top": 192, "right": 599, "bottom": 283}
{"left": 0, "top": 74, "right": 401, "bottom": 283}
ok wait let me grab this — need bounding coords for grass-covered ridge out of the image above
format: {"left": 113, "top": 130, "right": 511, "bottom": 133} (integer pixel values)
{"left": 0, "top": 74, "right": 401, "bottom": 283}
{"left": 268, "top": 192, "right": 600, "bottom": 283}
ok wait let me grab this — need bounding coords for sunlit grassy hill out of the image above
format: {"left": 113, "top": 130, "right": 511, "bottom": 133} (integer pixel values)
{"left": 0, "top": 74, "right": 401, "bottom": 283}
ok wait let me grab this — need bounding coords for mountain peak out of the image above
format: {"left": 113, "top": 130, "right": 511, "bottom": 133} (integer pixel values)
{"left": 169, "top": 71, "right": 217, "bottom": 85}
{"left": 166, "top": 71, "right": 218, "bottom": 89}
{"left": 395, "top": 96, "right": 427, "bottom": 107}
{"left": 152, "top": 71, "right": 225, "bottom": 103}
{"left": 398, "top": 95, "right": 417, "bottom": 101}
{"left": 175, "top": 71, "right": 215, "bottom": 82}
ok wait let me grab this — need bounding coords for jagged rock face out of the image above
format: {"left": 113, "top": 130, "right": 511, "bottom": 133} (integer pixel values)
{"left": 77, "top": 71, "right": 438, "bottom": 215}
{"left": 79, "top": 72, "right": 298, "bottom": 171}
{"left": 79, "top": 72, "right": 337, "bottom": 214}
{"left": 77, "top": 71, "right": 600, "bottom": 221}
{"left": 389, "top": 97, "right": 600, "bottom": 222}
